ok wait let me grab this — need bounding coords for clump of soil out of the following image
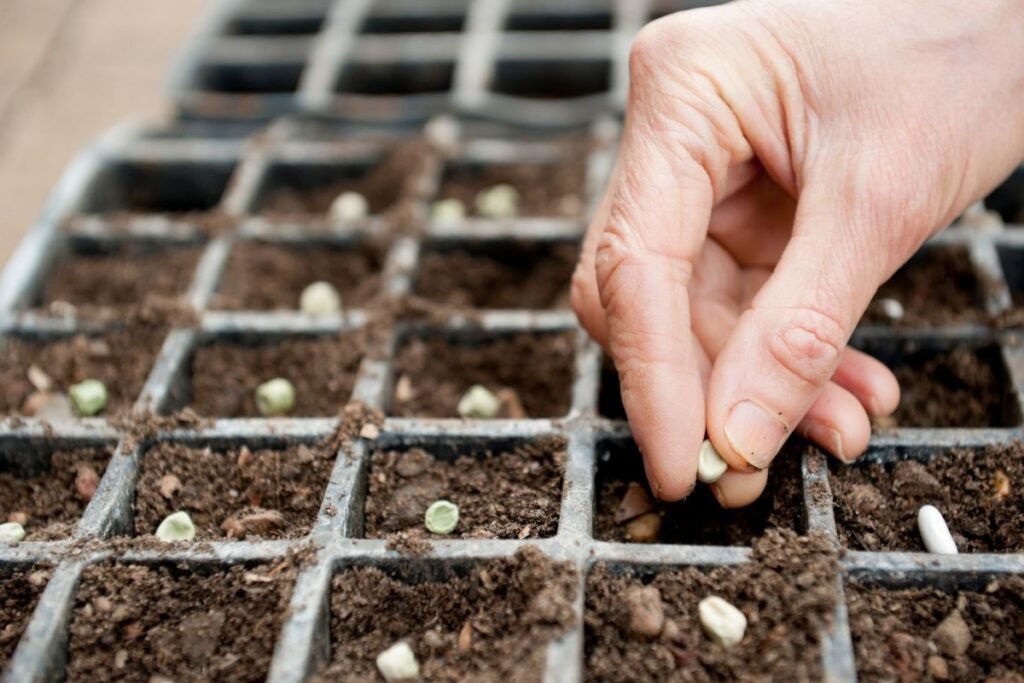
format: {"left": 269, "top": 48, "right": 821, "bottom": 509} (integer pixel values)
{"left": 66, "top": 561, "right": 295, "bottom": 682}
{"left": 414, "top": 242, "right": 577, "bottom": 309}
{"left": 598, "top": 357, "right": 626, "bottom": 420}
{"left": 0, "top": 449, "right": 109, "bottom": 540}
{"left": 188, "top": 334, "right": 364, "bottom": 417}
{"left": 364, "top": 439, "right": 565, "bottom": 540}
{"left": 212, "top": 241, "right": 384, "bottom": 310}
{"left": 847, "top": 578, "right": 1024, "bottom": 681}
{"left": 390, "top": 331, "right": 575, "bottom": 418}
{"left": 830, "top": 444, "right": 1024, "bottom": 552}
{"left": 316, "top": 546, "right": 577, "bottom": 682}
{"left": 0, "top": 567, "right": 49, "bottom": 669}
{"left": 436, "top": 159, "right": 585, "bottom": 218}
{"left": 594, "top": 441, "right": 805, "bottom": 545}
{"left": 0, "top": 330, "right": 162, "bottom": 418}
{"left": 134, "top": 442, "right": 333, "bottom": 540}
{"left": 862, "top": 247, "right": 982, "bottom": 327}
{"left": 584, "top": 529, "right": 838, "bottom": 682}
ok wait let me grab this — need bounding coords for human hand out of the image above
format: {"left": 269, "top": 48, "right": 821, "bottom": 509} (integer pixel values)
{"left": 572, "top": 0, "right": 1024, "bottom": 504}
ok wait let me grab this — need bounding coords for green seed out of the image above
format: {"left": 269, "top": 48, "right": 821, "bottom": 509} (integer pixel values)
{"left": 424, "top": 500, "right": 459, "bottom": 535}
{"left": 255, "top": 378, "right": 296, "bottom": 417}
{"left": 68, "top": 379, "right": 108, "bottom": 416}
{"left": 299, "top": 281, "right": 342, "bottom": 315}
{"left": 0, "top": 522, "right": 25, "bottom": 543}
{"left": 155, "top": 511, "right": 195, "bottom": 542}
{"left": 457, "top": 385, "right": 501, "bottom": 419}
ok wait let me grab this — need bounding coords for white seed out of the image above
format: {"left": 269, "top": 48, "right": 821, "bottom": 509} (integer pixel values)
{"left": 376, "top": 641, "right": 419, "bottom": 682}
{"left": 299, "top": 281, "right": 342, "bottom": 315}
{"left": 155, "top": 511, "right": 196, "bottom": 542}
{"left": 475, "top": 184, "right": 519, "bottom": 219}
{"left": 698, "top": 595, "right": 747, "bottom": 648}
{"left": 425, "top": 115, "right": 460, "bottom": 152}
{"left": 255, "top": 378, "right": 296, "bottom": 417}
{"left": 424, "top": 500, "right": 459, "bottom": 535}
{"left": 431, "top": 198, "right": 466, "bottom": 223}
{"left": 697, "top": 439, "right": 728, "bottom": 484}
{"left": 329, "top": 191, "right": 369, "bottom": 224}
{"left": 457, "top": 385, "right": 501, "bottom": 419}
{"left": 917, "top": 504, "right": 958, "bottom": 554}
{"left": 68, "top": 379, "right": 108, "bottom": 417}
{"left": 876, "top": 298, "right": 905, "bottom": 321}
{"left": 0, "top": 522, "right": 26, "bottom": 543}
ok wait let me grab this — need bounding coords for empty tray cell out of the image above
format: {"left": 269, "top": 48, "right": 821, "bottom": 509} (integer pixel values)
{"left": 414, "top": 240, "right": 577, "bottom": 309}
{"left": 196, "top": 62, "right": 304, "bottom": 94}
{"left": 186, "top": 333, "right": 364, "bottom": 418}
{"left": 134, "top": 441, "right": 334, "bottom": 540}
{"left": 648, "top": 0, "right": 723, "bottom": 20}
{"left": 0, "top": 329, "right": 162, "bottom": 418}
{"left": 858, "top": 340, "right": 1018, "bottom": 428}
{"left": 594, "top": 438, "right": 804, "bottom": 545}
{"left": 985, "top": 164, "right": 1024, "bottom": 224}
{"left": 389, "top": 330, "right": 576, "bottom": 418}
{"left": 79, "top": 160, "right": 235, "bottom": 216}
{"left": 846, "top": 578, "right": 1024, "bottom": 681}
{"left": 436, "top": 158, "right": 585, "bottom": 218}
{"left": 0, "top": 567, "right": 50, "bottom": 670}
{"left": 363, "top": 436, "right": 565, "bottom": 540}
{"left": 0, "top": 444, "right": 110, "bottom": 541}
{"left": 212, "top": 240, "right": 385, "bottom": 310}
{"left": 225, "top": 15, "right": 325, "bottom": 36}
{"left": 861, "top": 246, "right": 983, "bottom": 327}
{"left": 66, "top": 562, "right": 295, "bottom": 682}
{"left": 997, "top": 245, "right": 1024, "bottom": 324}
{"left": 598, "top": 357, "right": 626, "bottom": 419}
{"left": 830, "top": 444, "right": 1024, "bottom": 552}
{"left": 491, "top": 58, "right": 611, "bottom": 99}
{"left": 320, "top": 549, "right": 577, "bottom": 680}
{"left": 359, "top": 0, "right": 466, "bottom": 34}
{"left": 335, "top": 60, "right": 454, "bottom": 95}
{"left": 505, "top": 1, "right": 612, "bottom": 31}
{"left": 585, "top": 531, "right": 836, "bottom": 681}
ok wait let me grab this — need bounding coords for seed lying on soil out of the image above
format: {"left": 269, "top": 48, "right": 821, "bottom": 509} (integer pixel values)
{"left": 7, "top": 511, "right": 28, "bottom": 525}
{"left": 255, "top": 378, "right": 296, "bottom": 417}
{"left": 424, "top": 500, "right": 459, "bottom": 535}
{"left": 329, "top": 191, "right": 369, "bottom": 223}
{"left": 932, "top": 609, "right": 972, "bottom": 657}
{"left": 917, "top": 504, "right": 958, "bottom": 554}
{"left": 431, "top": 198, "right": 466, "bottom": 223}
{"left": 624, "top": 512, "right": 661, "bottom": 543}
{"left": 27, "top": 364, "right": 53, "bottom": 391}
{"left": 22, "top": 390, "right": 74, "bottom": 419}
{"left": 457, "top": 384, "right": 501, "bottom": 419}
{"left": 993, "top": 469, "right": 1011, "bottom": 500}
{"left": 68, "top": 379, "right": 108, "bottom": 416}
{"left": 615, "top": 482, "right": 655, "bottom": 524}
{"left": 875, "top": 298, "right": 905, "bottom": 321}
{"left": 158, "top": 474, "right": 181, "bottom": 499}
{"left": 376, "top": 641, "right": 419, "bottom": 682}
{"left": 0, "top": 522, "right": 26, "bottom": 543}
{"left": 155, "top": 511, "right": 196, "bottom": 542}
{"left": 221, "top": 509, "right": 286, "bottom": 538}
{"left": 698, "top": 595, "right": 747, "bottom": 648}
{"left": 623, "top": 585, "right": 664, "bottom": 639}
{"left": 697, "top": 439, "right": 728, "bottom": 484}
{"left": 425, "top": 115, "right": 460, "bottom": 152}
{"left": 75, "top": 465, "right": 100, "bottom": 502}
{"left": 299, "top": 281, "right": 343, "bottom": 315}
{"left": 475, "top": 184, "right": 519, "bottom": 218}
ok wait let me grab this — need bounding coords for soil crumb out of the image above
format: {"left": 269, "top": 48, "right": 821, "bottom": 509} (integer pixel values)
{"left": 862, "top": 247, "right": 982, "bottom": 327}
{"left": 437, "top": 158, "right": 586, "bottom": 218}
{"left": 0, "top": 567, "right": 50, "bottom": 669}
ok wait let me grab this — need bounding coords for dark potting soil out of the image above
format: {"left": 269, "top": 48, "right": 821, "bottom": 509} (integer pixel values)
{"left": 598, "top": 357, "right": 626, "bottom": 420}
{"left": 436, "top": 159, "right": 586, "bottom": 218}
{"left": 390, "top": 331, "right": 575, "bottom": 418}
{"left": 861, "top": 247, "right": 982, "bottom": 327}
{"left": 316, "top": 546, "right": 577, "bottom": 682}
{"left": 846, "top": 578, "right": 1024, "bottom": 681}
{"left": 0, "top": 448, "right": 110, "bottom": 541}
{"left": 364, "top": 439, "right": 565, "bottom": 540}
{"left": 0, "top": 567, "right": 49, "bottom": 670}
{"left": 134, "top": 442, "right": 334, "bottom": 540}
{"left": 188, "top": 334, "right": 364, "bottom": 417}
{"left": 0, "top": 330, "right": 162, "bottom": 418}
{"left": 584, "top": 530, "right": 838, "bottom": 682}
{"left": 594, "top": 441, "right": 805, "bottom": 546}
{"left": 830, "top": 443, "right": 1024, "bottom": 552}
{"left": 65, "top": 561, "right": 295, "bottom": 682}
{"left": 212, "top": 241, "right": 385, "bottom": 311}
{"left": 414, "top": 241, "right": 577, "bottom": 310}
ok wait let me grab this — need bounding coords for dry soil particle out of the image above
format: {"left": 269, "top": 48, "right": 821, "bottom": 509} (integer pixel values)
{"left": 0, "top": 449, "right": 110, "bottom": 540}
{"left": 364, "top": 439, "right": 565, "bottom": 540}
{"left": 436, "top": 159, "right": 586, "bottom": 218}
{"left": 584, "top": 530, "right": 838, "bottom": 682}
{"left": 188, "top": 334, "right": 364, "bottom": 417}
{"left": 66, "top": 561, "right": 294, "bottom": 683}
{"left": 861, "top": 247, "right": 982, "bottom": 327}
{"left": 0, "top": 568, "right": 49, "bottom": 669}
{"left": 830, "top": 444, "right": 1024, "bottom": 552}
{"left": 390, "top": 331, "right": 575, "bottom": 418}
{"left": 594, "top": 441, "right": 805, "bottom": 546}
{"left": 414, "top": 241, "right": 577, "bottom": 310}
{"left": 134, "top": 442, "right": 334, "bottom": 540}
{"left": 212, "top": 241, "right": 385, "bottom": 311}
{"left": 316, "top": 546, "right": 577, "bottom": 682}
{"left": 846, "top": 578, "right": 1024, "bottom": 682}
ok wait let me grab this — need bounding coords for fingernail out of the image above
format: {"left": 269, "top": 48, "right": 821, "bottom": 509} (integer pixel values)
{"left": 803, "top": 421, "right": 847, "bottom": 462}
{"left": 724, "top": 400, "right": 788, "bottom": 469}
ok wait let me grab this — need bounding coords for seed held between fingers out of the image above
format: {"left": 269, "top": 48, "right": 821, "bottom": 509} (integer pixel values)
{"left": 697, "top": 439, "right": 728, "bottom": 484}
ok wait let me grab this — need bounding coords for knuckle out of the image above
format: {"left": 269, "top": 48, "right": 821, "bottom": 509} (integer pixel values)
{"left": 766, "top": 307, "right": 845, "bottom": 387}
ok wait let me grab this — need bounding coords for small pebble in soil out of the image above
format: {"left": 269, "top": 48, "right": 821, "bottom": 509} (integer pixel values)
{"left": 931, "top": 609, "right": 972, "bottom": 657}
{"left": 255, "top": 377, "right": 296, "bottom": 417}
{"left": 329, "top": 191, "right": 369, "bottom": 224}
{"left": 68, "top": 379, "right": 108, "bottom": 416}
{"left": 22, "top": 390, "right": 74, "bottom": 419}
{"left": 917, "top": 504, "right": 958, "bottom": 554}
{"left": 155, "top": 511, "right": 196, "bottom": 542}
{"left": 875, "top": 297, "right": 905, "bottom": 321}
{"left": 697, "top": 438, "right": 728, "bottom": 484}
{"left": 424, "top": 499, "right": 459, "bottom": 535}
{"left": 299, "top": 281, "right": 343, "bottom": 315}
{"left": 698, "top": 595, "right": 747, "bottom": 648}
{"left": 0, "top": 522, "right": 26, "bottom": 543}
{"left": 475, "top": 184, "right": 520, "bottom": 218}
{"left": 457, "top": 384, "right": 501, "bottom": 419}
{"left": 993, "top": 468, "right": 1011, "bottom": 499}
{"left": 425, "top": 115, "right": 460, "bottom": 152}
{"left": 623, "top": 586, "right": 665, "bottom": 639}
{"left": 376, "top": 641, "right": 419, "bottom": 682}
{"left": 431, "top": 198, "right": 466, "bottom": 223}
{"left": 74, "top": 465, "right": 100, "bottom": 502}
{"left": 7, "top": 511, "right": 28, "bottom": 525}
